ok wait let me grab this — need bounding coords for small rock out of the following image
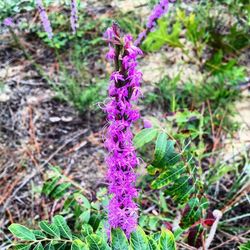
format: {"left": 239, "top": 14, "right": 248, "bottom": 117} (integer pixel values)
{"left": 61, "top": 116, "right": 73, "bottom": 122}
{"left": 0, "top": 93, "right": 10, "bottom": 102}
{"left": 49, "top": 117, "right": 61, "bottom": 123}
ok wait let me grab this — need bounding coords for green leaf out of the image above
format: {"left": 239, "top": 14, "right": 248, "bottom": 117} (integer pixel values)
{"left": 111, "top": 228, "right": 129, "bottom": 250}
{"left": 89, "top": 215, "right": 101, "bottom": 231}
{"left": 44, "top": 243, "right": 55, "bottom": 250}
{"left": 13, "top": 244, "right": 31, "bottom": 250}
{"left": 147, "top": 165, "right": 158, "bottom": 175}
{"left": 34, "top": 243, "right": 44, "bottom": 250}
{"left": 53, "top": 215, "right": 72, "bottom": 240}
{"left": 8, "top": 224, "right": 36, "bottom": 241}
{"left": 51, "top": 183, "right": 71, "bottom": 199}
{"left": 95, "top": 221, "right": 108, "bottom": 243}
{"left": 74, "top": 193, "right": 91, "bottom": 209}
{"left": 42, "top": 176, "right": 60, "bottom": 196}
{"left": 133, "top": 128, "right": 158, "bottom": 149}
{"left": 153, "top": 133, "right": 168, "bottom": 165}
{"left": 152, "top": 232, "right": 161, "bottom": 242}
{"left": 79, "top": 210, "right": 91, "bottom": 224}
{"left": 81, "top": 224, "right": 94, "bottom": 237}
{"left": 166, "top": 175, "right": 195, "bottom": 203}
{"left": 64, "top": 196, "right": 75, "bottom": 210}
{"left": 151, "top": 163, "right": 185, "bottom": 189}
{"left": 33, "top": 230, "right": 46, "bottom": 239}
{"left": 239, "top": 241, "right": 250, "bottom": 250}
{"left": 39, "top": 221, "right": 60, "bottom": 238}
{"left": 157, "top": 140, "right": 180, "bottom": 167}
{"left": 158, "top": 229, "right": 176, "bottom": 250}
{"left": 148, "top": 237, "right": 159, "bottom": 250}
{"left": 86, "top": 234, "right": 110, "bottom": 250}
{"left": 144, "top": 18, "right": 183, "bottom": 52}
{"left": 54, "top": 243, "right": 67, "bottom": 250}
{"left": 71, "top": 239, "right": 89, "bottom": 250}
{"left": 180, "top": 197, "right": 209, "bottom": 229}
{"left": 130, "top": 227, "right": 149, "bottom": 250}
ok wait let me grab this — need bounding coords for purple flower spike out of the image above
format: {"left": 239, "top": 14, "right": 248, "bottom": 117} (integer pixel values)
{"left": 135, "top": 0, "right": 169, "bottom": 46}
{"left": 3, "top": 17, "right": 14, "bottom": 27}
{"left": 36, "top": 0, "right": 53, "bottom": 39}
{"left": 104, "top": 24, "right": 143, "bottom": 237}
{"left": 147, "top": 0, "right": 169, "bottom": 29}
{"left": 70, "top": 0, "right": 78, "bottom": 34}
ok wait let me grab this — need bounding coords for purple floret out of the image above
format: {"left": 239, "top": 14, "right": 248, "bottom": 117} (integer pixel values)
{"left": 104, "top": 24, "right": 143, "bottom": 237}
{"left": 35, "top": 0, "right": 53, "bottom": 39}
{"left": 70, "top": 0, "right": 78, "bottom": 34}
{"left": 3, "top": 17, "right": 14, "bottom": 27}
{"left": 135, "top": 0, "right": 169, "bottom": 46}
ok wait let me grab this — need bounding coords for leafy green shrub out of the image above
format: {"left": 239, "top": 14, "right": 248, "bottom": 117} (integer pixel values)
{"left": 8, "top": 167, "right": 177, "bottom": 250}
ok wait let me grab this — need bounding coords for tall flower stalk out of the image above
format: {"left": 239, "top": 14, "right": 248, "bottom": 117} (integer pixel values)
{"left": 36, "top": 0, "right": 53, "bottom": 39}
{"left": 104, "top": 23, "right": 143, "bottom": 237}
{"left": 135, "top": 0, "right": 169, "bottom": 46}
{"left": 70, "top": 0, "right": 78, "bottom": 34}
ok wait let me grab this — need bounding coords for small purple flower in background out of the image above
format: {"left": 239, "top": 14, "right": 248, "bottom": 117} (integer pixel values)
{"left": 143, "top": 119, "right": 152, "bottom": 128}
{"left": 104, "top": 23, "right": 143, "bottom": 237}
{"left": 70, "top": 0, "right": 78, "bottom": 34}
{"left": 147, "top": 0, "right": 169, "bottom": 29}
{"left": 3, "top": 17, "right": 14, "bottom": 27}
{"left": 135, "top": 0, "right": 169, "bottom": 46}
{"left": 35, "top": 0, "right": 53, "bottom": 39}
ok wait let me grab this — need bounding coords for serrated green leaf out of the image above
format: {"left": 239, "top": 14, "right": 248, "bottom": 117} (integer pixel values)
{"left": 13, "top": 244, "right": 31, "bottom": 250}
{"left": 34, "top": 243, "right": 44, "bottom": 250}
{"left": 51, "top": 183, "right": 71, "bottom": 199}
{"left": 39, "top": 221, "right": 60, "bottom": 238}
{"left": 33, "top": 230, "right": 46, "bottom": 239}
{"left": 130, "top": 227, "right": 149, "bottom": 250}
{"left": 111, "top": 228, "right": 129, "bottom": 250}
{"left": 86, "top": 234, "right": 110, "bottom": 250}
{"left": 71, "top": 239, "right": 88, "bottom": 250}
{"left": 158, "top": 229, "right": 176, "bottom": 250}
{"left": 133, "top": 128, "right": 158, "bottom": 149}
{"left": 53, "top": 215, "right": 72, "bottom": 240}
{"left": 9, "top": 224, "right": 36, "bottom": 241}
